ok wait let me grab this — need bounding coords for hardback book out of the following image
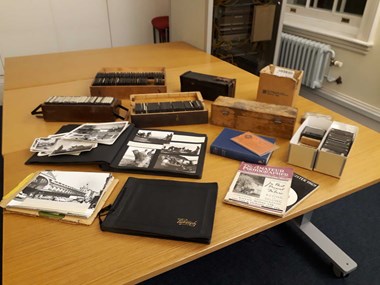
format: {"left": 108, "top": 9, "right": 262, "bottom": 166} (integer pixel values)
{"left": 224, "top": 162, "right": 293, "bottom": 217}
{"left": 99, "top": 177, "right": 218, "bottom": 244}
{"left": 0, "top": 170, "right": 118, "bottom": 225}
{"left": 26, "top": 123, "right": 208, "bottom": 179}
{"left": 210, "top": 128, "right": 276, "bottom": 165}
{"left": 286, "top": 173, "right": 319, "bottom": 213}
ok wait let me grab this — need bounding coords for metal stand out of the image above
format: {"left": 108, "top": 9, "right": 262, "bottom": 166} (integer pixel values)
{"left": 294, "top": 211, "right": 358, "bottom": 277}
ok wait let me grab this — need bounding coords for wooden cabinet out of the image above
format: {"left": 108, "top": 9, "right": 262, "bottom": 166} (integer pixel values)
{"left": 171, "top": 0, "right": 284, "bottom": 76}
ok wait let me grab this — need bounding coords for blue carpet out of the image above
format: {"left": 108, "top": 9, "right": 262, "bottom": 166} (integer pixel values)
{"left": 141, "top": 183, "right": 380, "bottom": 285}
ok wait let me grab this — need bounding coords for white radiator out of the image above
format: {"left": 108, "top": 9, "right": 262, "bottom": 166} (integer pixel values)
{"left": 278, "top": 33, "right": 335, "bottom": 89}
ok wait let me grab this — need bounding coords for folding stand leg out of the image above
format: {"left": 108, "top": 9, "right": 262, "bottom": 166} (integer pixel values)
{"left": 294, "top": 211, "right": 358, "bottom": 277}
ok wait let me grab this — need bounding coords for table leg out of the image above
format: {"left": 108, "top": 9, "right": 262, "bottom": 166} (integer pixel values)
{"left": 294, "top": 211, "right": 358, "bottom": 277}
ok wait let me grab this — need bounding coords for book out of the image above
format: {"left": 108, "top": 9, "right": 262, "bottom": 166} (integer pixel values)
{"left": 224, "top": 162, "right": 293, "bottom": 216}
{"left": 99, "top": 177, "right": 218, "bottom": 244}
{"left": 230, "top": 131, "right": 279, "bottom": 156}
{"left": 210, "top": 128, "right": 276, "bottom": 165}
{"left": 0, "top": 170, "right": 118, "bottom": 225}
{"left": 26, "top": 123, "right": 208, "bottom": 179}
{"left": 286, "top": 173, "right": 319, "bottom": 213}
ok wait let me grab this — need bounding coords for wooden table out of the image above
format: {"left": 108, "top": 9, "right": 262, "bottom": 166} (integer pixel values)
{"left": 2, "top": 42, "right": 380, "bottom": 284}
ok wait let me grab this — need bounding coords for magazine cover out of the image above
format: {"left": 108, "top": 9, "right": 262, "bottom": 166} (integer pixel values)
{"left": 224, "top": 162, "right": 293, "bottom": 216}
{"left": 286, "top": 173, "right": 319, "bottom": 213}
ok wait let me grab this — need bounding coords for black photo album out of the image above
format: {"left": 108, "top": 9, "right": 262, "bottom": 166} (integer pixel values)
{"left": 26, "top": 123, "right": 207, "bottom": 179}
{"left": 98, "top": 177, "right": 218, "bottom": 244}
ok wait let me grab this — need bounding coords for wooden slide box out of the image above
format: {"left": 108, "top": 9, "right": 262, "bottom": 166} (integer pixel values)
{"left": 31, "top": 97, "right": 127, "bottom": 122}
{"left": 130, "top": 92, "right": 209, "bottom": 128}
{"left": 90, "top": 67, "right": 167, "bottom": 99}
{"left": 210, "top": 96, "right": 298, "bottom": 139}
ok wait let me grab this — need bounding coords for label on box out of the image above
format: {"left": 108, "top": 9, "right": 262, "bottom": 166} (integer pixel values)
{"left": 273, "top": 67, "right": 295, "bottom": 79}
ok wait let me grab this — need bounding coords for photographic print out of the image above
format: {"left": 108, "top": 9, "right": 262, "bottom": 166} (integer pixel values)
{"left": 154, "top": 154, "right": 199, "bottom": 173}
{"left": 171, "top": 134, "right": 206, "bottom": 143}
{"left": 161, "top": 142, "right": 201, "bottom": 155}
{"left": 49, "top": 140, "right": 97, "bottom": 156}
{"left": 7, "top": 171, "right": 113, "bottom": 217}
{"left": 232, "top": 173, "right": 265, "bottom": 197}
{"left": 30, "top": 137, "right": 59, "bottom": 152}
{"left": 64, "top": 122, "right": 129, "bottom": 145}
{"left": 133, "top": 130, "right": 174, "bottom": 144}
{"left": 118, "top": 146, "right": 156, "bottom": 168}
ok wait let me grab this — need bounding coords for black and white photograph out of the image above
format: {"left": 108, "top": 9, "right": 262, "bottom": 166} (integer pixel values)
{"left": 30, "top": 137, "right": 59, "bottom": 152}
{"left": 63, "top": 122, "right": 129, "bottom": 145}
{"left": 161, "top": 142, "right": 201, "bottom": 155}
{"left": 118, "top": 146, "right": 156, "bottom": 168}
{"left": 133, "top": 130, "right": 174, "bottom": 144}
{"left": 7, "top": 171, "right": 113, "bottom": 218}
{"left": 154, "top": 154, "right": 199, "bottom": 173}
{"left": 171, "top": 134, "right": 206, "bottom": 143}
{"left": 232, "top": 173, "right": 265, "bottom": 197}
{"left": 49, "top": 140, "right": 97, "bottom": 156}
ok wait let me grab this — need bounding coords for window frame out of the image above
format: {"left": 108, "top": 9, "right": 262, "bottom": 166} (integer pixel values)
{"left": 282, "top": 0, "right": 380, "bottom": 54}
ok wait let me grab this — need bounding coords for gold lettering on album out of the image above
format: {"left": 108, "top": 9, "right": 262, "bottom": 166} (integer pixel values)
{"left": 177, "top": 218, "right": 197, "bottom": 227}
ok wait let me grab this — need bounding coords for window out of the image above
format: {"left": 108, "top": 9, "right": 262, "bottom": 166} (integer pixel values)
{"left": 283, "top": 0, "right": 380, "bottom": 53}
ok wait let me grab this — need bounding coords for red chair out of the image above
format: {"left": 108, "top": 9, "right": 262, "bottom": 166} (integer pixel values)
{"left": 151, "top": 16, "right": 169, "bottom": 43}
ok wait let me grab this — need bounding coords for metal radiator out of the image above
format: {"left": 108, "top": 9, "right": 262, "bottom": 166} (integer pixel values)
{"left": 278, "top": 33, "right": 335, "bottom": 89}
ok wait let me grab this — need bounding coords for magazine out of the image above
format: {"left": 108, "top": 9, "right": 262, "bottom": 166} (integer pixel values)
{"left": 224, "top": 162, "right": 293, "bottom": 216}
{"left": 286, "top": 173, "right": 319, "bottom": 213}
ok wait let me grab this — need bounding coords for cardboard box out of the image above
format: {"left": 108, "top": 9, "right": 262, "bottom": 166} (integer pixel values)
{"left": 256, "top": 65, "right": 303, "bottom": 107}
{"left": 90, "top": 67, "right": 167, "bottom": 99}
{"left": 287, "top": 116, "right": 358, "bottom": 178}
{"left": 210, "top": 96, "right": 298, "bottom": 139}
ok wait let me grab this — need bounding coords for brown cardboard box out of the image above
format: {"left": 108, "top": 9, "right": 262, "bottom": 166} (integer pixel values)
{"left": 256, "top": 65, "right": 303, "bottom": 107}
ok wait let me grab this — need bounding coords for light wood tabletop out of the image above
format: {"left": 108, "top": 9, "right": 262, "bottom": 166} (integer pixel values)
{"left": 2, "top": 42, "right": 380, "bottom": 285}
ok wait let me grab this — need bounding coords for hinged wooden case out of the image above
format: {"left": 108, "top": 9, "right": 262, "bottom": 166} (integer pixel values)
{"left": 90, "top": 67, "right": 167, "bottom": 99}
{"left": 210, "top": 96, "right": 298, "bottom": 139}
{"left": 31, "top": 96, "right": 128, "bottom": 122}
{"left": 130, "top": 92, "right": 208, "bottom": 128}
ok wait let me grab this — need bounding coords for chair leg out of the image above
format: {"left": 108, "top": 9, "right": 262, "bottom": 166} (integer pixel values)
{"left": 153, "top": 27, "right": 157, "bottom": 43}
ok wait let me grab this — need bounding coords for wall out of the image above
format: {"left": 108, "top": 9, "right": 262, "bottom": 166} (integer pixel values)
{"left": 0, "top": 0, "right": 170, "bottom": 69}
{"left": 0, "top": 0, "right": 170, "bottom": 104}
{"left": 170, "top": 0, "right": 211, "bottom": 52}
{"left": 323, "top": 24, "right": 380, "bottom": 110}
{"left": 108, "top": 0, "right": 170, "bottom": 47}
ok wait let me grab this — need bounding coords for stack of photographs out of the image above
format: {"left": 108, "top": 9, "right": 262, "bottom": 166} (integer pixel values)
{"left": 30, "top": 122, "right": 129, "bottom": 157}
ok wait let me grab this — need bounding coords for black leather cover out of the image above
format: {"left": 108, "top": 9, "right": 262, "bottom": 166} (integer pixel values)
{"left": 180, "top": 71, "right": 236, "bottom": 101}
{"left": 99, "top": 177, "right": 218, "bottom": 244}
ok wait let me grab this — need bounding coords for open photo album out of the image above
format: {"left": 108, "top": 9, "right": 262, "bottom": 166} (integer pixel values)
{"left": 26, "top": 122, "right": 207, "bottom": 178}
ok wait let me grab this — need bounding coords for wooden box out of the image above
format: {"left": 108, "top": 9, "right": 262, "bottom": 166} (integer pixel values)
{"left": 31, "top": 96, "right": 128, "bottom": 122}
{"left": 130, "top": 92, "right": 208, "bottom": 128}
{"left": 210, "top": 96, "right": 298, "bottom": 139}
{"left": 90, "top": 67, "right": 167, "bottom": 99}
